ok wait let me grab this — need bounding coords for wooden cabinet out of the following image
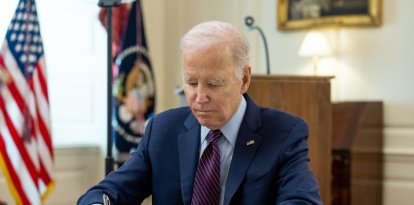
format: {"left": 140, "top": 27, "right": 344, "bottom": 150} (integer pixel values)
{"left": 332, "top": 102, "right": 383, "bottom": 205}
{"left": 247, "top": 75, "right": 332, "bottom": 204}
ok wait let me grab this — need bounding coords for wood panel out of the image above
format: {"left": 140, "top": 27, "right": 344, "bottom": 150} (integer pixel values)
{"left": 332, "top": 102, "right": 383, "bottom": 205}
{"left": 247, "top": 74, "right": 332, "bottom": 204}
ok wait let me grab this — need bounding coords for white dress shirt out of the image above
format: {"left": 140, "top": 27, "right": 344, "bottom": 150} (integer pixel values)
{"left": 199, "top": 95, "right": 247, "bottom": 205}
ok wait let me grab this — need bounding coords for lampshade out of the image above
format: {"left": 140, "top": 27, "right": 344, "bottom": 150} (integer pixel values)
{"left": 298, "top": 31, "right": 331, "bottom": 57}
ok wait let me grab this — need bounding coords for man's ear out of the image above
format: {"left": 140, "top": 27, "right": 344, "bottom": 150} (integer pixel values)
{"left": 241, "top": 66, "right": 251, "bottom": 93}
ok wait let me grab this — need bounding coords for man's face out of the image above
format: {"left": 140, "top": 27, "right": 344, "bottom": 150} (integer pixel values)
{"left": 183, "top": 43, "right": 250, "bottom": 130}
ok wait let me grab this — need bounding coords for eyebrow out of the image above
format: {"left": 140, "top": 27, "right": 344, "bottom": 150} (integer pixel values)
{"left": 183, "top": 74, "right": 192, "bottom": 81}
{"left": 183, "top": 73, "right": 225, "bottom": 83}
{"left": 208, "top": 79, "right": 225, "bottom": 84}
{"left": 183, "top": 76, "right": 224, "bottom": 82}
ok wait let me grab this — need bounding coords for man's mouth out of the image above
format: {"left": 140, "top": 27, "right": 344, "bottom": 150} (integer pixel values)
{"left": 195, "top": 110, "right": 213, "bottom": 115}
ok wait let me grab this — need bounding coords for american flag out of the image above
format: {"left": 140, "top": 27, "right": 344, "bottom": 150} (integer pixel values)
{"left": 0, "top": 0, "right": 54, "bottom": 204}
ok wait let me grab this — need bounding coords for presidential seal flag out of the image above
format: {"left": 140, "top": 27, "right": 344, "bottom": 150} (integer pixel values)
{"left": 113, "top": 0, "right": 155, "bottom": 153}
{"left": 0, "top": 0, "right": 54, "bottom": 204}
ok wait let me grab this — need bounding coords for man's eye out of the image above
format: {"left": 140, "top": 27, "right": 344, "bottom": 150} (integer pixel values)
{"left": 187, "top": 82, "right": 197, "bottom": 87}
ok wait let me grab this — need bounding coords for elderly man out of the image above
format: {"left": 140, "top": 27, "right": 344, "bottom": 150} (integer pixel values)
{"left": 78, "top": 21, "right": 322, "bottom": 205}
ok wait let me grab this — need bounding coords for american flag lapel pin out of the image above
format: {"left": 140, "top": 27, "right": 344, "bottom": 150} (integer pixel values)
{"left": 246, "top": 139, "right": 255, "bottom": 146}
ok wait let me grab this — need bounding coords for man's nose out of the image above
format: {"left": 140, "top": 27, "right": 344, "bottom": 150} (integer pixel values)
{"left": 195, "top": 86, "right": 209, "bottom": 103}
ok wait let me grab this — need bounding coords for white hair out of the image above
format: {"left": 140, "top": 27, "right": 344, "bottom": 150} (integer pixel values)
{"left": 180, "top": 21, "right": 250, "bottom": 79}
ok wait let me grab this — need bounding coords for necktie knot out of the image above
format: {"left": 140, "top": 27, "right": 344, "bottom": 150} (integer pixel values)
{"left": 208, "top": 129, "right": 222, "bottom": 144}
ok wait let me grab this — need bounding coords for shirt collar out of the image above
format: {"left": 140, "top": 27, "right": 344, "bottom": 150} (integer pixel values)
{"left": 201, "top": 95, "right": 247, "bottom": 145}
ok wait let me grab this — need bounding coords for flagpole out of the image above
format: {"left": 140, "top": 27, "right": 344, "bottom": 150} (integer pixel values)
{"left": 98, "top": 0, "right": 121, "bottom": 176}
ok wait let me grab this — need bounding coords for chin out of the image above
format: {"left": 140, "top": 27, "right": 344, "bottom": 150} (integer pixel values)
{"left": 196, "top": 118, "right": 213, "bottom": 128}
{"left": 196, "top": 118, "right": 210, "bottom": 126}
{"left": 199, "top": 121, "right": 222, "bottom": 130}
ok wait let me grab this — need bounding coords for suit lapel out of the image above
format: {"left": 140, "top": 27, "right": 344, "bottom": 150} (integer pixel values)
{"left": 178, "top": 114, "right": 200, "bottom": 205}
{"left": 223, "top": 94, "right": 263, "bottom": 205}
{"left": 223, "top": 125, "right": 262, "bottom": 204}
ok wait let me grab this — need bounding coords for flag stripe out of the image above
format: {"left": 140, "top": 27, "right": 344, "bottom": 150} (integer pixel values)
{"left": 28, "top": 77, "right": 39, "bottom": 138}
{"left": 35, "top": 62, "right": 49, "bottom": 101}
{"left": 0, "top": 100, "right": 39, "bottom": 189}
{"left": 3, "top": 71, "right": 26, "bottom": 115}
{"left": 0, "top": 103, "right": 31, "bottom": 205}
{"left": 33, "top": 68, "right": 52, "bottom": 155}
{"left": 2, "top": 83, "right": 43, "bottom": 170}
{"left": 0, "top": 138, "right": 30, "bottom": 205}
{"left": 33, "top": 67, "right": 51, "bottom": 127}
{"left": 36, "top": 123, "right": 53, "bottom": 172}
{"left": 0, "top": 53, "right": 6, "bottom": 69}
{"left": 39, "top": 160, "right": 52, "bottom": 184}
{"left": 0, "top": 44, "right": 32, "bottom": 110}
{"left": 37, "top": 108, "right": 52, "bottom": 154}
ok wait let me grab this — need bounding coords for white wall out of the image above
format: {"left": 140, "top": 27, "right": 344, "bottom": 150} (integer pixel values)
{"left": 0, "top": 0, "right": 108, "bottom": 148}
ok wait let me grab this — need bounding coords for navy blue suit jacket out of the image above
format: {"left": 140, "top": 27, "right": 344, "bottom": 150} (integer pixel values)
{"left": 78, "top": 94, "right": 322, "bottom": 205}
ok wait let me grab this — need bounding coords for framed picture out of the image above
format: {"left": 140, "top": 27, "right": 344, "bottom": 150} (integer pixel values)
{"left": 277, "top": 0, "right": 382, "bottom": 31}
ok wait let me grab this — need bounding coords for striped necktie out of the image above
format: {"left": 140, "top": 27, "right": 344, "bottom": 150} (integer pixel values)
{"left": 191, "top": 129, "right": 222, "bottom": 205}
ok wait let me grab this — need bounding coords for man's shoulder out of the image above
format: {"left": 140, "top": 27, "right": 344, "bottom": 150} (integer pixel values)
{"left": 244, "top": 94, "right": 305, "bottom": 130}
{"left": 259, "top": 106, "right": 305, "bottom": 127}
{"left": 260, "top": 107, "right": 303, "bottom": 121}
{"left": 144, "top": 106, "right": 193, "bottom": 136}
{"left": 153, "top": 106, "right": 192, "bottom": 121}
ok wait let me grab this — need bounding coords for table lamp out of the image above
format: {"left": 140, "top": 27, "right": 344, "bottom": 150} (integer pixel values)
{"left": 299, "top": 31, "right": 331, "bottom": 75}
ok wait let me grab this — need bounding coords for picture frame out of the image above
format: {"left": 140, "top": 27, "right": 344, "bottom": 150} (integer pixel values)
{"left": 277, "top": 0, "right": 382, "bottom": 31}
